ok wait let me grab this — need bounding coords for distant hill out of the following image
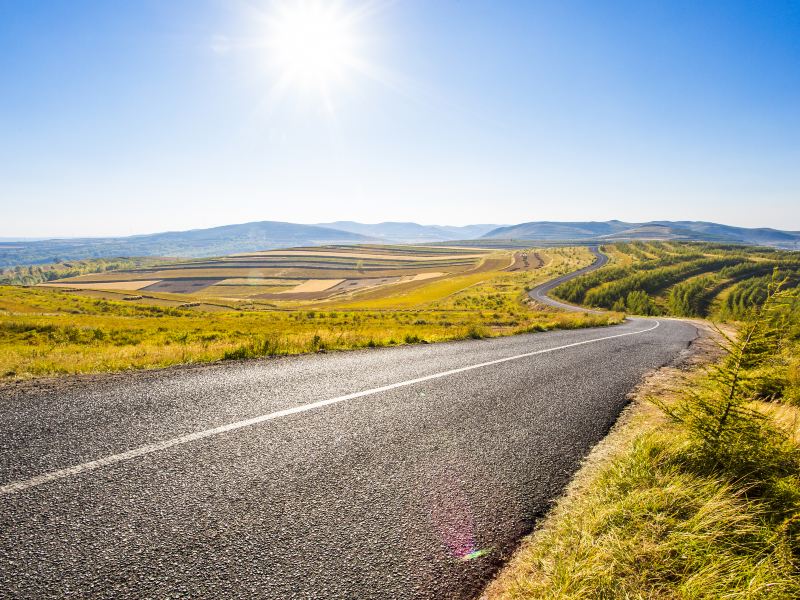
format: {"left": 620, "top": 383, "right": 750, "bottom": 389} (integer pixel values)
{"left": 3, "top": 218, "right": 797, "bottom": 269}
{"left": 482, "top": 220, "right": 800, "bottom": 248}
{"left": 0, "top": 221, "right": 373, "bottom": 268}
{"left": 316, "top": 221, "right": 502, "bottom": 243}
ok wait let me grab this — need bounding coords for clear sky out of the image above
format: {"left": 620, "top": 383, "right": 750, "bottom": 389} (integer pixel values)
{"left": 2, "top": 0, "right": 799, "bottom": 237}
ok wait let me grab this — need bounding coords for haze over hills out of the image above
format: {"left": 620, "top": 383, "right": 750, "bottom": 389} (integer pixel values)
{"left": 0, "top": 222, "right": 373, "bottom": 268}
{"left": 2, "top": 219, "right": 798, "bottom": 268}
{"left": 316, "top": 222, "right": 502, "bottom": 243}
{"left": 483, "top": 220, "right": 800, "bottom": 248}
{"left": 0, "top": 221, "right": 504, "bottom": 267}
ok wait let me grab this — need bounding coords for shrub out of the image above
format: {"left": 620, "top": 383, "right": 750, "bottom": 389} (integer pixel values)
{"left": 466, "top": 325, "right": 488, "bottom": 339}
{"left": 222, "top": 336, "right": 282, "bottom": 360}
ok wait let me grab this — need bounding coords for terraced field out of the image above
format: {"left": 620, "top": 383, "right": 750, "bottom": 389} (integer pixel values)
{"left": 40, "top": 245, "right": 500, "bottom": 306}
{"left": 554, "top": 241, "right": 800, "bottom": 317}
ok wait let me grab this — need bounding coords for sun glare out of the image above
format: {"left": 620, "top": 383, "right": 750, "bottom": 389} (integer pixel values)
{"left": 266, "top": 2, "right": 361, "bottom": 100}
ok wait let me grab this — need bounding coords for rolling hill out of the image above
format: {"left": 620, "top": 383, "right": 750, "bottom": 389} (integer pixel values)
{"left": 3, "top": 218, "right": 798, "bottom": 269}
{"left": 0, "top": 221, "right": 503, "bottom": 267}
{"left": 0, "top": 222, "right": 374, "bottom": 268}
{"left": 482, "top": 220, "right": 800, "bottom": 248}
{"left": 315, "top": 221, "right": 501, "bottom": 243}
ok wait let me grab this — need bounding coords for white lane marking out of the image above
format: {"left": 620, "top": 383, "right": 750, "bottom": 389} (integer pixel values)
{"left": 1, "top": 321, "right": 661, "bottom": 495}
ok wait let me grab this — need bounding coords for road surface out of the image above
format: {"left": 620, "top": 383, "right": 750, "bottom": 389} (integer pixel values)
{"left": 0, "top": 251, "right": 698, "bottom": 599}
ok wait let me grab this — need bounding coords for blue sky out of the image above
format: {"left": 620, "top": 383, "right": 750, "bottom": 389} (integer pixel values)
{"left": 1, "top": 0, "right": 799, "bottom": 237}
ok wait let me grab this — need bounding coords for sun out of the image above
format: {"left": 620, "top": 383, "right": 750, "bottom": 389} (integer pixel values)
{"left": 266, "top": 2, "right": 361, "bottom": 97}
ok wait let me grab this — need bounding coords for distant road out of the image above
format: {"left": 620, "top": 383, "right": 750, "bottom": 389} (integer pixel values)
{"left": 527, "top": 245, "right": 608, "bottom": 311}
{"left": 0, "top": 247, "right": 698, "bottom": 599}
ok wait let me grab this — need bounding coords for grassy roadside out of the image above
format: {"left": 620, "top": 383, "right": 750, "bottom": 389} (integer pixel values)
{"left": 484, "top": 289, "right": 800, "bottom": 598}
{"left": 0, "top": 247, "right": 622, "bottom": 380}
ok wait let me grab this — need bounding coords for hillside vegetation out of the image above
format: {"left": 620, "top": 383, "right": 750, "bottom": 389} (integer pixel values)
{"left": 0, "top": 257, "right": 170, "bottom": 286}
{"left": 554, "top": 241, "right": 800, "bottom": 318}
{"left": 4, "top": 219, "right": 799, "bottom": 268}
{"left": 483, "top": 220, "right": 800, "bottom": 247}
{"left": 488, "top": 279, "right": 800, "bottom": 598}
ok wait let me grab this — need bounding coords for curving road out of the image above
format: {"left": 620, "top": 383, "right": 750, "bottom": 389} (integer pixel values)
{"left": 527, "top": 245, "right": 608, "bottom": 311}
{"left": 0, "top": 249, "right": 698, "bottom": 599}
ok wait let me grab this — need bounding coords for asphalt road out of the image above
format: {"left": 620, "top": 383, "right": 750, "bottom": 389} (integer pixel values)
{"left": 0, "top": 253, "right": 698, "bottom": 599}
{"left": 526, "top": 245, "right": 608, "bottom": 311}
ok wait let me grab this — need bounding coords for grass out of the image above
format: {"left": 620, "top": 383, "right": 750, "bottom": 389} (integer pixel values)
{"left": 487, "top": 423, "right": 800, "bottom": 599}
{"left": 486, "top": 283, "right": 800, "bottom": 599}
{"left": 554, "top": 242, "right": 800, "bottom": 318}
{"left": 0, "top": 247, "right": 621, "bottom": 379}
{"left": 330, "top": 246, "right": 589, "bottom": 310}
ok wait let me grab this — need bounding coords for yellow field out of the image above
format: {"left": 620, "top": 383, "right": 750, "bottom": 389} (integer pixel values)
{"left": 0, "top": 245, "right": 620, "bottom": 379}
{"left": 278, "top": 279, "right": 345, "bottom": 293}
{"left": 42, "top": 245, "right": 513, "bottom": 304}
{"left": 328, "top": 271, "right": 502, "bottom": 309}
{"left": 41, "top": 245, "right": 497, "bottom": 300}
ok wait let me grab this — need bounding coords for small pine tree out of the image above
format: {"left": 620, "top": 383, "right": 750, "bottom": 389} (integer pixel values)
{"left": 656, "top": 272, "right": 791, "bottom": 472}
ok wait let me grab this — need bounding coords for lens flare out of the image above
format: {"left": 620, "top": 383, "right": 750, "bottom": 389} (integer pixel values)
{"left": 425, "top": 469, "right": 493, "bottom": 563}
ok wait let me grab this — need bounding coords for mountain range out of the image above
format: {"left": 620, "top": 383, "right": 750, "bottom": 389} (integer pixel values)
{"left": 1, "top": 219, "right": 798, "bottom": 268}
{"left": 317, "top": 222, "right": 501, "bottom": 243}
{"left": 483, "top": 220, "right": 800, "bottom": 246}
{"left": 0, "top": 222, "right": 371, "bottom": 268}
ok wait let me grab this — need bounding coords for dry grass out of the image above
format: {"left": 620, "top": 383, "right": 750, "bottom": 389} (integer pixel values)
{"left": 0, "top": 247, "right": 618, "bottom": 379}
{"left": 484, "top": 324, "right": 800, "bottom": 599}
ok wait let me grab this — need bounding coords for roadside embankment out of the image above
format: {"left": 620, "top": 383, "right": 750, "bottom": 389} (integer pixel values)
{"left": 483, "top": 316, "right": 800, "bottom": 599}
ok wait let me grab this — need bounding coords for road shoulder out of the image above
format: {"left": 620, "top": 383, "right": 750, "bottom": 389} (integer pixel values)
{"left": 481, "top": 321, "right": 732, "bottom": 598}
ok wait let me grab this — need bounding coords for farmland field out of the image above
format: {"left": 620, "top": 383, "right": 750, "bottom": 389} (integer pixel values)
{"left": 34, "top": 245, "right": 499, "bottom": 303}
{"left": 0, "top": 245, "right": 617, "bottom": 379}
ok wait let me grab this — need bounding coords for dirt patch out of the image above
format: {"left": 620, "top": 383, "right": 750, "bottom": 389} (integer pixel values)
{"left": 39, "top": 280, "right": 162, "bottom": 291}
{"left": 327, "top": 277, "right": 403, "bottom": 293}
{"left": 141, "top": 279, "right": 224, "bottom": 294}
{"left": 237, "top": 250, "right": 487, "bottom": 261}
{"left": 195, "top": 285, "right": 291, "bottom": 299}
{"left": 473, "top": 255, "right": 517, "bottom": 273}
{"left": 504, "top": 252, "right": 544, "bottom": 272}
{"left": 409, "top": 272, "right": 445, "bottom": 281}
{"left": 216, "top": 278, "right": 295, "bottom": 286}
{"left": 418, "top": 245, "right": 495, "bottom": 252}
{"left": 277, "top": 279, "right": 345, "bottom": 293}
{"left": 254, "top": 276, "right": 413, "bottom": 301}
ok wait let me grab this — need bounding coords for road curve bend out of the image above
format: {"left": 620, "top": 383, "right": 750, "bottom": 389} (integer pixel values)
{"left": 0, "top": 247, "right": 699, "bottom": 599}
{"left": 527, "top": 245, "right": 608, "bottom": 311}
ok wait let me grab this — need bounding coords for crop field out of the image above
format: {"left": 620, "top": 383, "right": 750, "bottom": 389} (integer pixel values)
{"left": 37, "top": 245, "right": 502, "bottom": 304}
{"left": 554, "top": 241, "right": 800, "bottom": 318}
{"left": 28, "top": 245, "right": 550, "bottom": 308}
{"left": 0, "top": 245, "right": 620, "bottom": 379}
